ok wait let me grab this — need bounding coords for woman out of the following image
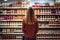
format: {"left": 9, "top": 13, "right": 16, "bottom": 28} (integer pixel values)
{"left": 22, "top": 7, "right": 39, "bottom": 40}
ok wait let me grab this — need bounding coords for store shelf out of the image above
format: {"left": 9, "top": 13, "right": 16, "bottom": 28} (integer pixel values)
{"left": 39, "top": 27, "right": 60, "bottom": 29}
{"left": 0, "top": 20, "right": 49, "bottom": 24}
{"left": 49, "top": 24, "right": 60, "bottom": 25}
{"left": 0, "top": 20, "right": 49, "bottom": 22}
{"left": 0, "top": 14, "right": 60, "bottom": 16}
{"left": 1, "top": 33, "right": 23, "bottom": 35}
{"left": 0, "top": 26, "right": 22, "bottom": 28}
{"left": 0, "top": 20, "right": 22, "bottom": 22}
{"left": 39, "top": 28, "right": 60, "bottom": 30}
{"left": 36, "top": 14, "right": 60, "bottom": 16}
{"left": 0, "top": 14, "right": 25, "bottom": 16}
{"left": 2, "top": 37, "right": 59, "bottom": 39}
{"left": 39, "top": 18, "right": 60, "bottom": 22}
{"left": 38, "top": 21, "right": 49, "bottom": 23}
{"left": 0, "top": 26, "right": 60, "bottom": 29}
{"left": 0, "top": 7, "right": 27, "bottom": 10}
{"left": 0, "top": 33, "right": 60, "bottom": 35}
{"left": 39, "top": 20, "right": 60, "bottom": 22}
{"left": 0, "top": 24, "right": 22, "bottom": 25}
{"left": 0, "top": 7, "right": 60, "bottom": 10}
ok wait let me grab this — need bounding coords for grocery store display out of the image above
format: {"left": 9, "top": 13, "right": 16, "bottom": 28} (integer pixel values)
{"left": 0, "top": 1, "right": 60, "bottom": 40}
{"left": 0, "top": 16, "right": 24, "bottom": 20}
{"left": 3, "top": 10, "right": 27, "bottom": 14}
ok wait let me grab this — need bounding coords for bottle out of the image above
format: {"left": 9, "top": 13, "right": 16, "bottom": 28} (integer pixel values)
{"left": 59, "top": 10, "right": 60, "bottom": 14}
{"left": 22, "top": 9, "right": 24, "bottom": 14}
{"left": 11, "top": 10, "right": 12, "bottom": 14}
{"left": 19, "top": 10, "right": 21, "bottom": 14}
{"left": 7, "top": 29, "right": 10, "bottom": 33}
{"left": 48, "top": 10, "right": 50, "bottom": 14}
{"left": 43, "top": 9, "right": 44, "bottom": 13}
{"left": 41, "top": 16, "right": 43, "bottom": 21}
{"left": 47, "top": 16, "right": 48, "bottom": 21}
{"left": 17, "top": 10, "right": 18, "bottom": 14}
{"left": 13, "top": 10, "right": 14, "bottom": 14}
{"left": 8, "top": 22, "right": 9, "bottom": 26}
{"left": 36, "top": 10, "right": 38, "bottom": 14}
{"left": 38, "top": 16, "right": 40, "bottom": 21}
{"left": 45, "top": 16, "right": 47, "bottom": 21}
{"left": 38, "top": 10, "right": 39, "bottom": 14}
{"left": 50, "top": 16, "right": 51, "bottom": 21}
{"left": 53, "top": 16, "right": 54, "bottom": 21}
{"left": 38, "top": 9, "right": 39, "bottom": 14}
{"left": 14, "top": 10, "right": 17, "bottom": 14}
{"left": 5, "top": 10, "right": 7, "bottom": 14}
{"left": 3, "top": 29, "right": 7, "bottom": 33}
{"left": 3, "top": 22, "right": 4, "bottom": 26}
{"left": 37, "top": 10, "right": 38, "bottom": 14}
{"left": 21, "top": 10, "right": 22, "bottom": 14}
{"left": 43, "top": 16, "right": 45, "bottom": 21}
{"left": 39, "top": 16, "right": 41, "bottom": 21}
{"left": 34, "top": 10, "right": 35, "bottom": 14}
{"left": 42, "top": 16, "right": 43, "bottom": 21}
{"left": 40, "top": 9, "right": 42, "bottom": 13}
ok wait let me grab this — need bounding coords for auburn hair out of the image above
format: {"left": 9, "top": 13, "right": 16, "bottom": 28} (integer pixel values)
{"left": 25, "top": 7, "right": 37, "bottom": 24}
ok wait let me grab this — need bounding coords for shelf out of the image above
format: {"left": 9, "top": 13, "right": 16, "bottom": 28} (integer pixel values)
{"left": 1, "top": 33, "right": 23, "bottom": 35}
{"left": 0, "top": 25, "right": 22, "bottom": 26}
{"left": 39, "top": 28, "right": 60, "bottom": 30}
{"left": 0, "top": 20, "right": 49, "bottom": 23}
{"left": 0, "top": 14, "right": 25, "bottom": 16}
{"left": 49, "top": 24, "right": 60, "bottom": 26}
{"left": 0, "top": 33, "right": 60, "bottom": 39}
{"left": 0, "top": 20, "right": 49, "bottom": 22}
{"left": 0, "top": 26, "right": 22, "bottom": 28}
{"left": 0, "top": 20, "right": 59, "bottom": 23}
{"left": 0, "top": 7, "right": 27, "bottom": 10}
{"left": 0, "top": 7, "right": 60, "bottom": 10}
{"left": 39, "top": 20, "right": 60, "bottom": 22}
{"left": 38, "top": 18, "right": 60, "bottom": 22}
{"left": 1, "top": 33, "right": 60, "bottom": 35}
{"left": 39, "top": 27, "right": 60, "bottom": 29}
{"left": 0, "top": 20, "right": 22, "bottom": 22}
{"left": 0, "top": 24, "right": 22, "bottom": 26}
{"left": 0, "top": 26, "right": 60, "bottom": 29}
{"left": 38, "top": 21, "right": 49, "bottom": 23}
{"left": 0, "top": 14, "right": 60, "bottom": 16}
{"left": 36, "top": 14, "right": 60, "bottom": 16}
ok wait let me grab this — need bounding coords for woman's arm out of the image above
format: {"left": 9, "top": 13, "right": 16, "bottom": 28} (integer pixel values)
{"left": 35, "top": 21, "right": 39, "bottom": 33}
{"left": 22, "top": 20, "right": 25, "bottom": 33}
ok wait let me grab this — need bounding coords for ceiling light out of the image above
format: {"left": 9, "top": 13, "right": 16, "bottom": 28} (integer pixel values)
{"left": 4, "top": 0, "right": 7, "bottom": 1}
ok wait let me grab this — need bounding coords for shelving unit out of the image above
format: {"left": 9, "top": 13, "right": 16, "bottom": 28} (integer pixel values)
{"left": 0, "top": 3, "right": 60, "bottom": 40}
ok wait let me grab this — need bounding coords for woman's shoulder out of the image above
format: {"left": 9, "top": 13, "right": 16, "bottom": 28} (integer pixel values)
{"left": 35, "top": 17, "right": 38, "bottom": 21}
{"left": 23, "top": 18, "right": 25, "bottom": 21}
{"left": 22, "top": 18, "right": 26, "bottom": 22}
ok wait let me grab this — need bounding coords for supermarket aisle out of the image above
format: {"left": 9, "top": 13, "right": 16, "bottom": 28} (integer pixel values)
{"left": 0, "top": 0, "right": 60, "bottom": 40}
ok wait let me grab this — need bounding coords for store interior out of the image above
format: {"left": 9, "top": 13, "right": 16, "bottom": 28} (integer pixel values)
{"left": 0, "top": 0, "right": 60, "bottom": 40}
